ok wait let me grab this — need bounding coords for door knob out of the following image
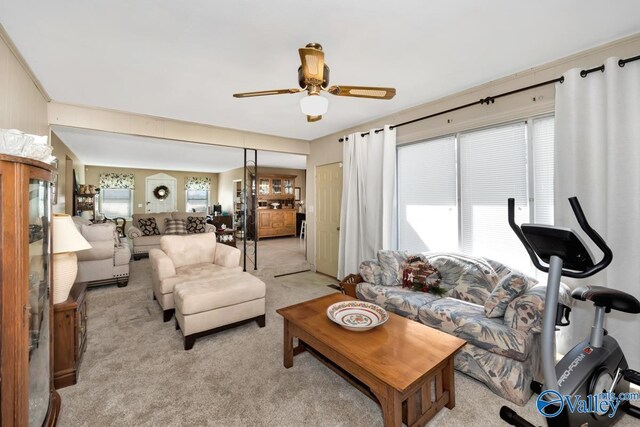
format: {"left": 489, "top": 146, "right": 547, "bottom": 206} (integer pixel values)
{"left": 337, "top": 227, "right": 340, "bottom": 231}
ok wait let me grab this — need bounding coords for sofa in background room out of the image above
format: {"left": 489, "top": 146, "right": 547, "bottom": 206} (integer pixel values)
{"left": 127, "top": 212, "right": 215, "bottom": 259}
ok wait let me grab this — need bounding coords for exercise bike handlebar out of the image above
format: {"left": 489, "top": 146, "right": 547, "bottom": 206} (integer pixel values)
{"left": 508, "top": 197, "right": 613, "bottom": 278}
{"left": 508, "top": 198, "right": 550, "bottom": 273}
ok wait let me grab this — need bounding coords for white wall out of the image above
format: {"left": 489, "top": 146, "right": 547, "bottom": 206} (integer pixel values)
{"left": 0, "top": 28, "right": 48, "bottom": 136}
{"left": 47, "top": 102, "right": 310, "bottom": 155}
{"left": 305, "top": 33, "right": 640, "bottom": 271}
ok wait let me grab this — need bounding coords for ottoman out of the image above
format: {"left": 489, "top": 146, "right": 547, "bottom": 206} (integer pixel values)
{"left": 174, "top": 273, "right": 266, "bottom": 350}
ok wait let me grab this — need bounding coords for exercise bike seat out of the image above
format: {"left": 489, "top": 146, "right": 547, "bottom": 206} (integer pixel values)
{"left": 572, "top": 286, "right": 640, "bottom": 314}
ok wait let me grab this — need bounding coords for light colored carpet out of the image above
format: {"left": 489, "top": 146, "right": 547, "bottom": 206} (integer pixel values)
{"left": 57, "top": 260, "right": 637, "bottom": 426}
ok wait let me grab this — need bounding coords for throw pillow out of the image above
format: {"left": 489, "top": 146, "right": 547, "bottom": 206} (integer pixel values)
{"left": 401, "top": 256, "right": 444, "bottom": 295}
{"left": 164, "top": 218, "right": 187, "bottom": 235}
{"left": 376, "top": 250, "right": 410, "bottom": 286}
{"left": 484, "top": 272, "right": 531, "bottom": 318}
{"left": 186, "top": 216, "right": 206, "bottom": 234}
{"left": 138, "top": 218, "right": 161, "bottom": 236}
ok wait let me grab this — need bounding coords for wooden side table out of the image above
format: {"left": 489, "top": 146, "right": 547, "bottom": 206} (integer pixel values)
{"left": 216, "top": 229, "right": 237, "bottom": 247}
{"left": 53, "top": 281, "right": 88, "bottom": 389}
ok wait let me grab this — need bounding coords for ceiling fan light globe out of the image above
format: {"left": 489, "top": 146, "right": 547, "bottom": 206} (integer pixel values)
{"left": 300, "top": 94, "right": 328, "bottom": 116}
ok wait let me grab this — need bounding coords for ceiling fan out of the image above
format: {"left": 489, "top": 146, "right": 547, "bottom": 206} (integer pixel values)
{"left": 233, "top": 43, "right": 396, "bottom": 122}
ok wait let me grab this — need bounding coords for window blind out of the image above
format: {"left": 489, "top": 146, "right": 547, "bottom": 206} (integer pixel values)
{"left": 186, "top": 189, "right": 209, "bottom": 212}
{"left": 101, "top": 189, "right": 132, "bottom": 218}
{"left": 397, "top": 136, "right": 458, "bottom": 253}
{"left": 459, "top": 122, "right": 531, "bottom": 271}
{"left": 532, "top": 116, "right": 555, "bottom": 225}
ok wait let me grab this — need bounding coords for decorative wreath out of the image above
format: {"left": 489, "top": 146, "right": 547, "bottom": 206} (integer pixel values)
{"left": 153, "top": 185, "right": 170, "bottom": 200}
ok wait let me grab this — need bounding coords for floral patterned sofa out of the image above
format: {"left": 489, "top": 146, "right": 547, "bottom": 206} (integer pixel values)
{"left": 356, "top": 251, "right": 571, "bottom": 406}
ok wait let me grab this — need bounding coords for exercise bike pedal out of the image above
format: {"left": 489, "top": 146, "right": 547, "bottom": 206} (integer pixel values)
{"left": 530, "top": 380, "right": 543, "bottom": 395}
{"left": 622, "top": 369, "right": 640, "bottom": 386}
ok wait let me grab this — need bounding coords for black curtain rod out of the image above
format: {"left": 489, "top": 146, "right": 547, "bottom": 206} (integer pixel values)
{"left": 338, "top": 53, "right": 640, "bottom": 143}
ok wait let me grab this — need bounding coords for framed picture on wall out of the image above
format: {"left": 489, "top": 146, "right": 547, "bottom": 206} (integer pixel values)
{"left": 294, "top": 187, "right": 301, "bottom": 201}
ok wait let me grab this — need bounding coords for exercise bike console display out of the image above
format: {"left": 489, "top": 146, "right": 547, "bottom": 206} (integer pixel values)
{"left": 520, "top": 224, "right": 594, "bottom": 272}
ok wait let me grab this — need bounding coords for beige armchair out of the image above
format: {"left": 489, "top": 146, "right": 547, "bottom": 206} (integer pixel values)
{"left": 72, "top": 217, "right": 130, "bottom": 287}
{"left": 149, "top": 233, "right": 241, "bottom": 321}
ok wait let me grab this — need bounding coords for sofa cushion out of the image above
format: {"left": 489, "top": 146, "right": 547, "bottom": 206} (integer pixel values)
{"left": 174, "top": 273, "right": 265, "bottom": 315}
{"left": 377, "top": 250, "right": 410, "bottom": 285}
{"left": 160, "top": 233, "right": 217, "bottom": 268}
{"left": 504, "top": 283, "right": 572, "bottom": 334}
{"left": 418, "top": 297, "right": 531, "bottom": 361}
{"left": 186, "top": 216, "right": 207, "bottom": 234}
{"left": 359, "top": 260, "right": 384, "bottom": 285}
{"left": 356, "top": 282, "right": 440, "bottom": 321}
{"left": 164, "top": 218, "right": 187, "bottom": 235}
{"left": 133, "top": 235, "right": 163, "bottom": 247}
{"left": 133, "top": 213, "right": 172, "bottom": 234}
{"left": 425, "top": 253, "right": 499, "bottom": 304}
{"left": 76, "top": 240, "right": 112, "bottom": 262}
{"left": 484, "top": 273, "right": 532, "bottom": 318}
{"left": 138, "top": 218, "right": 161, "bottom": 236}
{"left": 160, "top": 263, "right": 242, "bottom": 294}
{"left": 172, "top": 212, "right": 206, "bottom": 222}
{"left": 81, "top": 223, "right": 117, "bottom": 243}
{"left": 72, "top": 216, "right": 93, "bottom": 231}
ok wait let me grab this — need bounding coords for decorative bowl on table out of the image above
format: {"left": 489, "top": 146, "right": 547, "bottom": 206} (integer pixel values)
{"left": 326, "top": 301, "right": 388, "bottom": 332}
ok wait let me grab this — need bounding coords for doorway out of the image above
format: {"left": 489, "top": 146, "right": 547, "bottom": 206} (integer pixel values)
{"left": 315, "top": 162, "right": 342, "bottom": 277}
{"left": 145, "top": 173, "right": 177, "bottom": 213}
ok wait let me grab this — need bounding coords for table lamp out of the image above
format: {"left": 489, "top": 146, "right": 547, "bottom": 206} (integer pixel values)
{"left": 52, "top": 214, "right": 91, "bottom": 304}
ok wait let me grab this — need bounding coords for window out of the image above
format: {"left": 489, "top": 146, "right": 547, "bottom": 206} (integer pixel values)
{"left": 397, "top": 136, "right": 458, "bottom": 253}
{"left": 101, "top": 189, "right": 133, "bottom": 218}
{"left": 186, "top": 189, "right": 209, "bottom": 213}
{"left": 397, "top": 116, "right": 555, "bottom": 273}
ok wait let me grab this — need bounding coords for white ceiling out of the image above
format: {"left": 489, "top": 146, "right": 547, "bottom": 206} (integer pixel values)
{"left": 51, "top": 126, "right": 306, "bottom": 172}
{"left": 3, "top": 1, "right": 640, "bottom": 141}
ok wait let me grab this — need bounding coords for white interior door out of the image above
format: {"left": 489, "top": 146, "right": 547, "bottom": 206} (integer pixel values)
{"left": 315, "top": 162, "right": 342, "bottom": 277}
{"left": 146, "top": 173, "right": 177, "bottom": 213}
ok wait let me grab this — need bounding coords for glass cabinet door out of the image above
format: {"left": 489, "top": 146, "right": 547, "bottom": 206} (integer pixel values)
{"left": 258, "top": 178, "right": 270, "bottom": 195}
{"left": 283, "top": 179, "right": 293, "bottom": 195}
{"left": 271, "top": 179, "right": 282, "bottom": 194}
{"left": 27, "top": 179, "right": 51, "bottom": 427}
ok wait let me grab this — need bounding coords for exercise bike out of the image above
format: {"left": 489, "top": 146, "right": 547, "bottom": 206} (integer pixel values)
{"left": 500, "top": 197, "right": 640, "bottom": 427}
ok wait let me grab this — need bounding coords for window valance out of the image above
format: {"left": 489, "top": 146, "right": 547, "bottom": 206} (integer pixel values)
{"left": 185, "top": 177, "right": 211, "bottom": 191}
{"left": 99, "top": 173, "right": 135, "bottom": 190}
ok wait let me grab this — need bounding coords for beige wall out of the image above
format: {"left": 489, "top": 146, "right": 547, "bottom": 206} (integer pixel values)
{"left": 50, "top": 132, "right": 85, "bottom": 214}
{"left": 84, "top": 165, "right": 219, "bottom": 216}
{"left": 0, "top": 27, "right": 48, "bottom": 136}
{"left": 217, "top": 166, "right": 306, "bottom": 213}
{"left": 305, "top": 33, "right": 640, "bottom": 270}
{"left": 48, "top": 102, "right": 310, "bottom": 155}
{"left": 217, "top": 167, "right": 244, "bottom": 214}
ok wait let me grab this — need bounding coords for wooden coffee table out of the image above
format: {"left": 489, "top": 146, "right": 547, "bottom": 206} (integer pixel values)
{"left": 277, "top": 293, "right": 466, "bottom": 427}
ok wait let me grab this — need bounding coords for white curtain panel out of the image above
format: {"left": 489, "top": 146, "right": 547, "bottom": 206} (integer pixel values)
{"left": 338, "top": 125, "right": 396, "bottom": 279}
{"left": 555, "top": 57, "right": 640, "bottom": 367}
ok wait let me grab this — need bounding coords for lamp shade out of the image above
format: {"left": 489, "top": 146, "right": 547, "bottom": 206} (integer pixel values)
{"left": 52, "top": 214, "right": 92, "bottom": 254}
{"left": 299, "top": 94, "right": 328, "bottom": 116}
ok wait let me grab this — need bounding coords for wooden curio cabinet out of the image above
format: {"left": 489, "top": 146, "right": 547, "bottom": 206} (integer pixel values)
{"left": 256, "top": 174, "right": 297, "bottom": 239}
{"left": 0, "top": 154, "right": 60, "bottom": 426}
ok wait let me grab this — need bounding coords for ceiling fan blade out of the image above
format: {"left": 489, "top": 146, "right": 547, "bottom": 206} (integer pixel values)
{"left": 299, "top": 47, "right": 325, "bottom": 84}
{"left": 327, "top": 85, "right": 396, "bottom": 100}
{"left": 307, "top": 115, "right": 322, "bottom": 123}
{"left": 233, "top": 88, "right": 302, "bottom": 98}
